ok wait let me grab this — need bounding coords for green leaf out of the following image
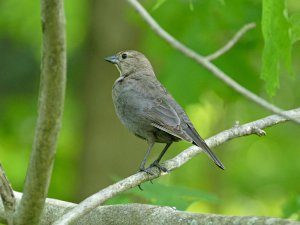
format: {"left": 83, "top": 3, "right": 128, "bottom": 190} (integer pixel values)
{"left": 152, "top": 0, "right": 168, "bottom": 11}
{"left": 128, "top": 182, "right": 219, "bottom": 210}
{"left": 218, "top": 0, "right": 225, "bottom": 5}
{"left": 189, "top": 0, "right": 194, "bottom": 11}
{"left": 290, "top": 12, "right": 300, "bottom": 44}
{"left": 105, "top": 180, "right": 219, "bottom": 210}
{"left": 261, "top": 0, "right": 293, "bottom": 96}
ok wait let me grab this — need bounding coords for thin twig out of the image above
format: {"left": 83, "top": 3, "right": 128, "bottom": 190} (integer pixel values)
{"left": 205, "top": 23, "right": 256, "bottom": 61}
{"left": 13, "top": 0, "right": 66, "bottom": 224}
{"left": 126, "top": 0, "right": 300, "bottom": 124}
{"left": 0, "top": 163, "right": 16, "bottom": 225}
{"left": 53, "top": 108, "right": 300, "bottom": 225}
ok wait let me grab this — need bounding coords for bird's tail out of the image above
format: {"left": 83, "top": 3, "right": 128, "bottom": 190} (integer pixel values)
{"left": 186, "top": 125, "right": 225, "bottom": 170}
{"left": 193, "top": 137, "right": 225, "bottom": 170}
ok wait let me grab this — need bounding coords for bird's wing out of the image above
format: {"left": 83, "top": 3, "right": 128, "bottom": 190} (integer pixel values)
{"left": 144, "top": 98, "right": 193, "bottom": 142}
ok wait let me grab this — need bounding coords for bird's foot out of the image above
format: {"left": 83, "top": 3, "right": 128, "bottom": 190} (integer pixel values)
{"left": 148, "top": 160, "right": 169, "bottom": 173}
{"left": 137, "top": 184, "right": 143, "bottom": 191}
{"left": 137, "top": 162, "right": 167, "bottom": 190}
{"left": 137, "top": 167, "right": 155, "bottom": 191}
{"left": 137, "top": 179, "right": 153, "bottom": 191}
{"left": 138, "top": 167, "right": 155, "bottom": 176}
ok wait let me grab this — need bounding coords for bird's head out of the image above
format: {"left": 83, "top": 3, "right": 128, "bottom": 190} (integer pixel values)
{"left": 105, "top": 50, "right": 154, "bottom": 76}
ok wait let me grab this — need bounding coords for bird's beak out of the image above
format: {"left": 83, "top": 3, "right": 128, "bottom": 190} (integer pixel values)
{"left": 104, "top": 55, "right": 118, "bottom": 64}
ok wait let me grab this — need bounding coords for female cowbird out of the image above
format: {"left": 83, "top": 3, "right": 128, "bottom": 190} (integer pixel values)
{"left": 105, "top": 50, "right": 224, "bottom": 173}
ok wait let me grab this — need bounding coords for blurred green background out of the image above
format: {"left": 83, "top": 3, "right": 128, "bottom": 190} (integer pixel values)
{"left": 0, "top": 0, "right": 299, "bottom": 221}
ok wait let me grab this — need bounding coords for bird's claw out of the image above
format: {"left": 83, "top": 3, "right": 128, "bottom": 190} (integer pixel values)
{"left": 149, "top": 161, "right": 169, "bottom": 173}
{"left": 137, "top": 162, "right": 168, "bottom": 190}
{"left": 137, "top": 167, "right": 154, "bottom": 191}
{"left": 138, "top": 184, "right": 143, "bottom": 191}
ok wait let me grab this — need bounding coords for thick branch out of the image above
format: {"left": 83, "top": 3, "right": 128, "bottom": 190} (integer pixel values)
{"left": 1, "top": 192, "right": 299, "bottom": 225}
{"left": 205, "top": 23, "right": 256, "bottom": 60}
{"left": 54, "top": 108, "right": 300, "bottom": 224}
{"left": 0, "top": 163, "right": 16, "bottom": 225}
{"left": 13, "top": 0, "right": 66, "bottom": 224}
{"left": 126, "top": 0, "right": 300, "bottom": 124}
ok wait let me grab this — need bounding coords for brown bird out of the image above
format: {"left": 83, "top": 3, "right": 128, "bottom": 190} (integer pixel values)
{"left": 105, "top": 50, "right": 224, "bottom": 173}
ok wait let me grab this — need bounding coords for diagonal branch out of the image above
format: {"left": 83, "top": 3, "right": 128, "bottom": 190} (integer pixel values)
{"left": 205, "top": 23, "right": 256, "bottom": 61}
{"left": 126, "top": 0, "right": 300, "bottom": 124}
{"left": 13, "top": 0, "right": 66, "bottom": 224}
{"left": 53, "top": 108, "right": 300, "bottom": 225}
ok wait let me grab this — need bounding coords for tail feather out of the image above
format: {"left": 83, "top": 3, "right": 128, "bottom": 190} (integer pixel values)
{"left": 185, "top": 125, "right": 225, "bottom": 170}
{"left": 192, "top": 137, "right": 225, "bottom": 170}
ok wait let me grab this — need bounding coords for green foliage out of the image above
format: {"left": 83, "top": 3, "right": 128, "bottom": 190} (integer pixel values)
{"left": 218, "top": 0, "right": 225, "bottom": 5}
{"left": 0, "top": 97, "right": 81, "bottom": 200}
{"left": 0, "top": 1, "right": 40, "bottom": 47}
{"left": 282, "top": 195, "right": 300, "bottom": 220}
{"left": 106, "top": 182, "right": 218, "bottom": 211}
{"left": 189, "top": 0, "right": 194, "bottom": 11}
{"left": 261, "top": 0, "right": 299, "bottom": 96}
{"left": 0, "top": 98, "right": 36, "bottom": 190}
{"left": 152, "top": 0, "right": 168, "bottom": 11}
{"left": 136, "top": 0, "right": 262, "bottom": 107}
{"left": 0, "top": 0, "right": 87, "bottom": 54}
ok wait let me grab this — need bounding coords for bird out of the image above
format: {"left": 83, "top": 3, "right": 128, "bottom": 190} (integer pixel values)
{"left": 105, "top": 50, "right": 224, "bottom": 174}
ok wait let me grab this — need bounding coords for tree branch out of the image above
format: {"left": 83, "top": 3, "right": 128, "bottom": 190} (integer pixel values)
{"left": 205, "top": 23, "right": 256, "bottom": 61}
{"left": 53, "top": 108, "right": 300, "bottom": 224}
{"left": 126, "top": 0, "right": 300, "bottom": 124}
{"left": 13, "top": 0, "right": 66, "bottom": 224}
{"left": 0, "top": 163, "right": 16, "bottom": 225}
{"left": 1, "top": 192, "right": 299, "bottom": 225}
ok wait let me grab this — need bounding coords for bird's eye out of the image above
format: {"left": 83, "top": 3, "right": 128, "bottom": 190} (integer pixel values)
{"left": 121, "top": 53, "right": 127, "bottom": 59}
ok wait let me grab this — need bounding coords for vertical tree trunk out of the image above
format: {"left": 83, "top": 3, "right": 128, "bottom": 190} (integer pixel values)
{"left": 14, "top": 0, "right": 66, "bottom": 224}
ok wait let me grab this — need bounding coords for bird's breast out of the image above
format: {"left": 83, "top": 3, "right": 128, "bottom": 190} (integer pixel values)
{"left": 113, "top": 79, "right": 147, "bottom": 119}
{"left": 112, "top": 77, "right": 161, "bottom": 140}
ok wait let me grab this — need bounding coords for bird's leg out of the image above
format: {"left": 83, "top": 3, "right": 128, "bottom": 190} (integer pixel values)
{"left": 154, "top": 142, "right": 172, "bottom": 163}
{"left": 138, "top": 142, "right": 155, "bottom": 175}
{"left": 149, "top": 142, "right": 172, "bottom": 172}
